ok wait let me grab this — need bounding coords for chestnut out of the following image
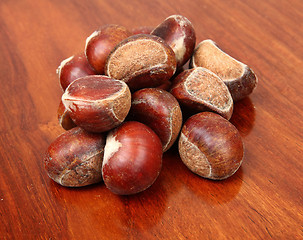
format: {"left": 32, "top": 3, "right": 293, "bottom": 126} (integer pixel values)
{"left": 102, "top": 121, "right": 163, "bottom": 195}
{"left": 56, "top": 52, "right": 97, "bottom": 91}
{"left": 130, "top": 88, "right": 182, "bottom": 152}
{"left": 131, "top": 26, "right": 154, "bottom": 35}
{"left": 44, "top": 127, "right": 105, "bottom": 187}
{"left": 179, "top": 112, "right": 244, "bottom": 180}
{"left": 151, "top": 15, "right": 196, "bottom": 69}
{"left": 85, "top": 24, "right": 131, "bottom": 74}
{"left": 57, "top": 99, "right": 77, "bottom": 130}
{"left": 190, "top": 39, "right": 258, "bottom": 101}
{"left": 62, "top": 75, "right": 131, "bottom": 133}
{"left": 156, "top": 80, "right": 172, "bottom": 91}
{"left": 170, "top": 67, "right": 233, "bottom": 120}
{"left": 105, "top": 34, "right": 177, "bottom": 91}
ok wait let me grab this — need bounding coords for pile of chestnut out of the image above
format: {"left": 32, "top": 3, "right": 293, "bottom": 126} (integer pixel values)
{"left": 44, "top": 15, "right": 258, "bottom": 195}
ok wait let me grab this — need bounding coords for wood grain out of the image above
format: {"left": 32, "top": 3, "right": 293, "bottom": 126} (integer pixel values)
{"left": 0, "top": 0, "right": 302, "bottom": 239}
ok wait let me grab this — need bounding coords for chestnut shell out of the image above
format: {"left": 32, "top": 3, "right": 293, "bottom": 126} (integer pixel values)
{"left": 62, "top": 75, "right": 131, "bottom": 133}
{"left": 44, "top": 127, "right": 105, "bottom": 187}
{"left": 102, "top": 121, "right": 163, "bottom": 195}
{"left": 179, "top": 112, "right": 244, "bottom": 180}
{"left": 105, "top": 34, "right": 177, "bottom": 91}
{"left": 130, "top": 88, "right": 182, "bottom": 152}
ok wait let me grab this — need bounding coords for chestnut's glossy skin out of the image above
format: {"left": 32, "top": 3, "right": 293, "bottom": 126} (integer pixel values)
{"left": 190, "top": 39, "right": 258, "bottom": 101}
{"left": 62, "top": 75, "right": 131, "bottom": 133}
{"left": 179, "top": 112, "right": 244, "bottom": 180}
{"left": 156, "top": 80, "right": 172, "bottom": 91}
{"left": 44, "top": 127, "right": 105, "bottom": 187}
{"left": 130, "top": 88, "right": 182, "bottom": 152}
{"left": 105, "top": 34, "right": 177, "bottom": 91}
{"left": 131, "top": 26, "right": 153, "bottom": 35}
{"left": 57, "top": 52, "right": 97, "bottom": 91}
{"left": 170, "top": 67, "right": 233, "bottom": 120}
{"left": 102, "top": 121, "right": 163, "bottom": 195}
{"left": 85, "top": 24, "right": 131, "bottom": 74}
{"left": 57, "top": 100, "right": 77, "bottom": 130}
{"left": 151, "top": 15, "right": 196, "bottom": 69}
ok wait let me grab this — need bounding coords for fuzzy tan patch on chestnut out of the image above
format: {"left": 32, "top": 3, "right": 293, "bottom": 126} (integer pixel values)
{"left": 170, "top": 67, "right": 233, "bottom": 120}
{"left": 105, "top": 34, "right": 177, "bottom": 91}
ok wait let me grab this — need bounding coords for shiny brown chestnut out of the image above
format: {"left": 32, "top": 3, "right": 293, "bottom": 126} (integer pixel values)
{"left": 44, "top": 127, "right": 105, "bottom": 187}
{"left": 85, "top": 24, "right": 131, "bottom": 74}
{"left": 170, "top": 67, "right": 233, "bottom": 120}
{"left": 130, "top": 88, "right": 182, "bottom": 152}
{"left": 57, "top": 99, "right": 77, "bottom": 130}
{"left": 56, "top": 52, "right": 97, "bottom": 91}
{"left": 102, "top": 121, "right": 163, "bottom": 195}
{"left": 131, "top": 26, "right": 154, "bottom": 35}
{"left": 179, "top": 112, "right": 244, "bottom": 180}
{"left": 156, "top": 80, "right": 172, "bottom": 91}
{"left": 105, "top": 34, "right": 177, "bottom": 91}
{"left": 62, "top": 75, "right": 131, "bottom": 133}
{"left": 151, "top": 15, "right": 196, "bottom": 69}
{"left": 190, "top": 39, "right": 258, "bottom": 101}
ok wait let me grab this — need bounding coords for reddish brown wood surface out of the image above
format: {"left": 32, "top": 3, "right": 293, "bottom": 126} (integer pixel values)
{"left": 0, "top": 0, "right": 303, "bottom": 239}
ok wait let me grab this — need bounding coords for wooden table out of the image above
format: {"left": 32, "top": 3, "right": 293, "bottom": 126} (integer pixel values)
{"left": 1, "top": 0, "right": 302, "bottom": 239}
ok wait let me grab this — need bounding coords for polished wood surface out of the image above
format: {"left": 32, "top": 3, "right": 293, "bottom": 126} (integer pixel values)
{"left": 0, "top": 0, "right": 302, "bottom": 239}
